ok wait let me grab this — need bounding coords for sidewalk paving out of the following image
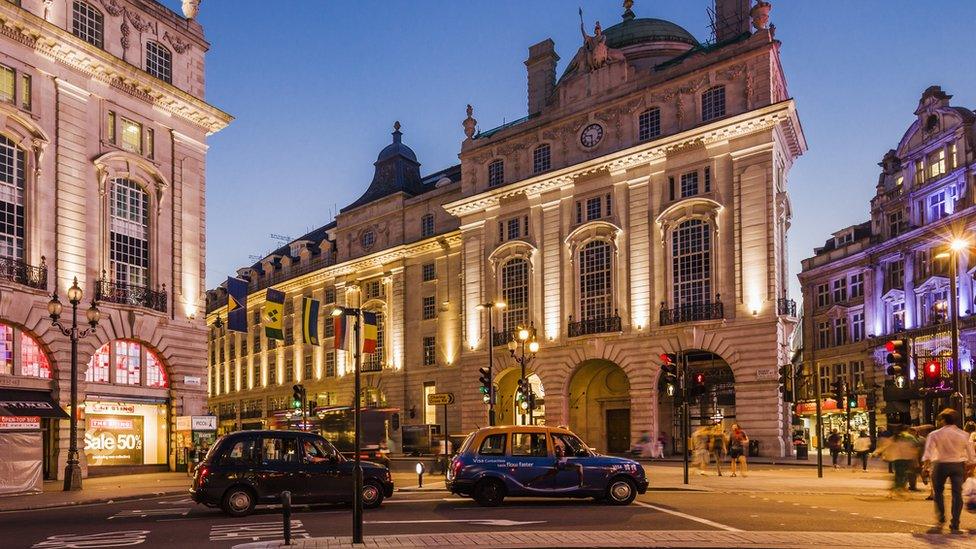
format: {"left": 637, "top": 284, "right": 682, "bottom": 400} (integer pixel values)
{"left": 0, "top": 472, "right": 190, "bottom": 512}
{"left": 234, "top": 530, "right": 975, "bottom": 548}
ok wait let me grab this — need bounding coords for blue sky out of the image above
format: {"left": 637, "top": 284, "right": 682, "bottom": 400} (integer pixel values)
{"left": 168, "top": 1, "right": 976, "bottom": 295}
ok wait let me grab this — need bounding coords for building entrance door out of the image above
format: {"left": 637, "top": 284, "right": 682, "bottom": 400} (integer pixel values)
{"left": 605, "top": 409, "right": 630, "bottom": 454}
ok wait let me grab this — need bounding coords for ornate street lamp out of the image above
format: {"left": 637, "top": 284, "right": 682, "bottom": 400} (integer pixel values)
{"left": 331, "top": 305, "right": 364, "bottom": 544}
{"left": 507, "top": 323, "right": 540, "bottom": 425}
{"left": 478, "top": 300, "right": 505, "bottom": 426}
{"left": 48, "top": 276, "right": 100, "bottom": 491}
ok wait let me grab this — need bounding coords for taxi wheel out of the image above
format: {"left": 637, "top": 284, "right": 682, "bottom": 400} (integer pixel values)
{"left": 473, "top": 478, "right": 505, "bottom": 507}
{"left": 606, "top": 477, "right": 637, "bottom": 505}
{"left": 222, "top": 486, "right": 256, "bottom": 517}
{"left": 362, "top": 480, "right": 384, "bottom": 509}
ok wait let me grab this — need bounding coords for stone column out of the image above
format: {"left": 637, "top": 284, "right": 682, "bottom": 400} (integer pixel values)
{"left": 903, "top": 253, "right": 915, "bottom": 329}
{"left": 388, "top": 267, "right": 405, "bottom": 371}
{"left": 541, "top": 201, "right": 562, "bottom": 342}
{"left": 873, "top": 265, "right": 886, "bottom": 336}
{"left": 958, "top": 251, "right": 972, "bottom": 316}
{"left": 627, "top": 175, "right": 651, "bottom": 331}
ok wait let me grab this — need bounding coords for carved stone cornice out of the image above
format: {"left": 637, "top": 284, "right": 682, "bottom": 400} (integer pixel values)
{"left": 0, "top": 3, "right": 230, "bottom": 134}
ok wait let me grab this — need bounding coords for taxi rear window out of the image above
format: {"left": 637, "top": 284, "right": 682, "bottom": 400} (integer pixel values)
{"left": 478, "top": 434, "right": 506, "bottom": 456}
{"left": 511, "top": 433, "right": 548, "bottom": 457}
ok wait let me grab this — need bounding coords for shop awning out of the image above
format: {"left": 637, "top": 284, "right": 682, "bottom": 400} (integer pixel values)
{"left": 0, "top": 389, "right": 70, "bottom": 419}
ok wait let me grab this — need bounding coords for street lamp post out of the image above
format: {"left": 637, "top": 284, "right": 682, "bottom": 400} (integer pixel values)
{"left": 507, "top": 323, "right": 539, "bottom": 424}
{"left": 939, "top": 238, "right": 968, "bottom": 418}
{"left": 479, "top": 301, "right": 505, "bottom": 426}
{"left": 48, "top": 277, "right": 100, "bottom": 492}
{"left": 332, "top": 306, "right": 364, "bottom": 544}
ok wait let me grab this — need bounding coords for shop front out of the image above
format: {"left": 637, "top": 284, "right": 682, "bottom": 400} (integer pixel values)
{"left": 794, "top": 396, "right": 871, "bottom": 449}
{"left": 82, "top": 398, "right": 169, "bottom": 474}
{"left": 0, "top": 388, "right": 70, "bottom": 495}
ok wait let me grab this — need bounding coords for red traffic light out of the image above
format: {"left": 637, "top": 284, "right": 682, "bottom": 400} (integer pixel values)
{"left": 694, "top": 372, "right": 705, "bottom": 385}
{"left": 885, "top": 340, "right": 895, "bottom": 352}
{"left": 925, "top": 360, "right": 940, "bottom": 378}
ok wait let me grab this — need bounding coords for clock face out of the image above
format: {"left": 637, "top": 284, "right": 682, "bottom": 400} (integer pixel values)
{"left": 580, "top": 123, "right": 604, "bottom": 148}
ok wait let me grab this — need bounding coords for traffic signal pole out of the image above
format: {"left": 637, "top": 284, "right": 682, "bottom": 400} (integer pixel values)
{"left": 950, "top": 249, "right": 965, "bottom": 418}
{"left": 486, "top": 305, "right": 495, "bottom": 426}
{"left": 810, "top": 312, "right": 824, "bottom": 478}
{"left": 682, "top": 350, "right": 689, "bottom": 486}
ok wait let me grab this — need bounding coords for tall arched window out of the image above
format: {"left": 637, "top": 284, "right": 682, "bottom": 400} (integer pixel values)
{"left": 0, "top": 134, "right": 25, "bottom": 262}
{"left": 578, "top": 240, "right": 613, "bottom": 320}
{"left": 110, "top": 178, "right": 150, "bottom": 288}
{"left": 672, "top": 219, "right": 711, "bottom": 306}
{"left": 0, "top": 323, "right": 51, "bottom": 379}
{"left": 71, "top": 1, "right": 103, "bottom": 48}
{"left": 86, "top": 340, "right": 167, "bottom": 387}
{"left": 145, "top": 41, "right": 172, "bottom": 83}
{"left": 701, "top": 85, "right": 726, "bottom": 122}
{"left": 501, "top": 258, "right": 529, "bottom": 332}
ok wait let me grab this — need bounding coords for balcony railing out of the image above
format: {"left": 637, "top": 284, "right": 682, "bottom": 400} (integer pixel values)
{"left": 777, "top": 298, "right": 797, "bottom": 317}
{"left": 361, "top": 359, "right": 384, "bottom": 373}
{"left": 659, "top": 298, "right": 724, "bottom": 326}
{"left": 95, "top": 278, "right": 167, "bottom": 313}
{"left": 0, "top": 255, "right": 47, "bottom": 290}
{"left": 492, "top": 329, "right": 517, "bottom": 347}
{"left": 568, "top": 312, "right": 622, "bottom": 338}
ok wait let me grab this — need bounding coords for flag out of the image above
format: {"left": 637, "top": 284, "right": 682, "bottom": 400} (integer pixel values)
{"left": 334, "top": 311, "right": 355, "bottom": 352}
{"left": 264, "top": 288, "right": 285, "bottom": 340}
{"left": 301, "top": 297, "right": 320, "bottom": 346}
{"left": 362, "top": 311, "right": 378, "bottom": 354}
{"left": 226, "top": 277, "right": 247, "bottom": 333}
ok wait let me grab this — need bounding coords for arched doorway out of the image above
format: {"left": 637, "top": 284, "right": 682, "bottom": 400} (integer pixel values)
{"left": 494, "top": 368, "right": 545, "bottom": 426}
{"left": 568, "top": 359, "right": 630, "bottom": 454}
{"left": 657, "top": 350, "right": 735, "bottom": 455}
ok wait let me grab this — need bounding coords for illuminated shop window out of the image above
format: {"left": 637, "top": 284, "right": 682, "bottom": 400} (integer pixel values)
{"left": 86, "top": 340, "right": 168, "bottom": 387}
{"left": 0, "top": 323, "right": 51, "bottom": 379}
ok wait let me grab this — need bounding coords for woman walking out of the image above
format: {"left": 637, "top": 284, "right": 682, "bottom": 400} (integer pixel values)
{"left": 729, "top": 424, "right": 749, "bottom": 477}
{"left": 827, "top": 429, "right": 843, "bottom": 469}
{"left": 852, "top": 430, "right": 871, "bottom": 472}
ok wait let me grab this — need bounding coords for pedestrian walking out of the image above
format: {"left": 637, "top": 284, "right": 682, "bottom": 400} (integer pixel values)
{"left": 707, "top": 424, "right": 728, "bottom": 476}
{"left": 729, "top": 424, "right": 748, "bottom": 477}
{"left": 827, "top": 429, "right": 842, "bottom": 469}
{"left": 852, "top": 430, "right": 871, "bottom": 472}
{"left": 922, "top": 408, "right": 976, "bottom": 534}
{"left": 691, "top": 426, "right": 710, "bottom": 475}
{"left": 874, "top": 424, "right": 919, "bottom": 498}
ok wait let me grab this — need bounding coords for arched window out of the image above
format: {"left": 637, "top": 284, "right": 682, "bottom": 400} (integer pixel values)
{"left": 488, "top": 159, "right": 504, "bottom": 187}
{"left": 671, "top": 220, "right": 711, "bottom": 306}
{"left": 420, "top": 213, "right": 435, "bottom": 238}
{"left": 145, "top": 41, "right": 172, "bottom": 83}
{"left": 363, "top": 311, "right": 384, "bottom": 371}
{"left": 0, "top": 323, "right": 51, "bottom": 379}
{"left": 0, "top": 134, "right": 25, "bottom": 261}
{"left": 532, "top": 144, "right": 550, "bottom": 174}
{"left": 501, "top": 258, "right": 529, "bottom": 332}
{"left": 71, "top": 1, "right": 103, "bottom": 48}
{"left": 701, "top": 85, "right": 726, "bottom": 122}
{"left": 638, "top": 108, "right": 661, "bottom": 141}
{"left": 86, "top": 340, "right": 167, "bottom": 387}
{"left": 578, "top": 240, "right": 613, "bottom": 320}
{"left": 110, "top": 178, "right": 150, "bottom": 288}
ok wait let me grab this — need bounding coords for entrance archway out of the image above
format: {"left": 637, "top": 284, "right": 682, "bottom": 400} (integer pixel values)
{"left": 494, "top": 368, "right": 545, "bottom": 426}
{"left": 568, "top": 359, "right": 630, "bottom": 454}
{"left": 657, "top": 350, "right": 735, "bottom": 455}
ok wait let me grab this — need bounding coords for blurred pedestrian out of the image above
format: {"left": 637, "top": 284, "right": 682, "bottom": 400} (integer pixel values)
{"left": 827, "top": 429, "right": 842, "bottom": 469}
{"left": 922, "top": 408, "right": 976, "bottom": 534}
{"left": 729, "top": 424, "right": 748, "bottom": 477}
{"left": 707, "top": 424, "right": 728, "bottom": 476}
{"left": 852, "top": 430, "right": 871, "bottom": 472}
{"left": 965, "top": 421, "right": 976, "bottom": 453}
{"left": 635, "top": 430, "right": 653, "bottom": 458}
{"left": 691, "top": 426, "right": 710, "bottom": 475}
{"left": 874, "top": 424, "right": 919, "bottom": 499}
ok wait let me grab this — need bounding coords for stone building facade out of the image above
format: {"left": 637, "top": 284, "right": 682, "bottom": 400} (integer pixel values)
{"left": 207, "top": 0, "right": 805, "bottom": 456}
{"left": 799, "top": 86, "right": 976, "bottom": 434}
{"left": 0, "top": 0, "right": 230, "bottom": 478}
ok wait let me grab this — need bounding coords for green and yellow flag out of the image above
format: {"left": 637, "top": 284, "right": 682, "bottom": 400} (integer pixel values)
{"left": 264, "top": 288, "right": 285, "bottom": 340}
{"left": 301, "top": 297, "right": 320, "bottom": 346}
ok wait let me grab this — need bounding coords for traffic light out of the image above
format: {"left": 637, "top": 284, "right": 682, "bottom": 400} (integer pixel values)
{"left": 292, "top": 384, "right": 305, "bottom": 409}
{"left": 778, "top": 365, "right": 794, "bottom": 402}
{"left": 847, "top": 393, "right": 858, "bottom": 410}
{"left": 922, "top": 359, "right": 941, "bottom": 386}
{"left": 658, "top": 354, "right": 678, "bottom": 398}
{"left": 307, "top": 399, "right": 317, "bottom": 416}
{"left": 691, "top": 371, "right": 706, "bottom": 397}
{"left": 478, "top": 367, "right": 492, "bottom": 403}
{"left": 830, "top": 378, "right": 846, "bottom": 403}
{"left": 885, "top": 339, "right": 908, "bottom": 376}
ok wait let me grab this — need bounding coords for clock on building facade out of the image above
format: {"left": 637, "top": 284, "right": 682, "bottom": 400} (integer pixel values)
{"left": 580, "top": 123, "right": 604, "bottom": 148}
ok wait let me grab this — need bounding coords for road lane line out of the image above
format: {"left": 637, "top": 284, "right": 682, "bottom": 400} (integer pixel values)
{"left": 633, "top": 501, "right": 742, "bottom": 532}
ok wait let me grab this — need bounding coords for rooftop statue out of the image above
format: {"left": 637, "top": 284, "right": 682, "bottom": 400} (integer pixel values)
{"left": 577, "top": 9, "right": 626, "bottom": 72}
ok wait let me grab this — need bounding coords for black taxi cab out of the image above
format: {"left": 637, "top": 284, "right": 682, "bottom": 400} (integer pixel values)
{"left": 190, "top": 430, "right": 393, "bottom": 516}
{"left": 446, "top": 425, "right": 648, "bottom": 506}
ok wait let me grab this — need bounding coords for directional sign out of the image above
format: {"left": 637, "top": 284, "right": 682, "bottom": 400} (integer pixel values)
{"left": 427, "top": 392, "right": 455, "bottom": 406}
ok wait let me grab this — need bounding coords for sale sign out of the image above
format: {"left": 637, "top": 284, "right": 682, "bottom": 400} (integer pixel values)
{"left": 84, "top": 414, "right": 145, "bottom": 465}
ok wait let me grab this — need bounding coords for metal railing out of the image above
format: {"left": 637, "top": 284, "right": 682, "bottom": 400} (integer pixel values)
{"left": 0, "top": 255, "right": 47, "bottom": 290}
{"left": 361, "top": 359, "right": 384, "bottom": 373}
{"left": 492, "top": 329, "right": 517, "bottom": 347}
{"left": 777, "top": 298, "right": 797, "bottom": 317}
{"left": 95, "top": 278, "right": 167, "bottom": 313}
{"left": 659, "top": 299, "right": 724, "bottom": 326}
{"left": 568, "top": 312, "right": 622, "bottom": 337}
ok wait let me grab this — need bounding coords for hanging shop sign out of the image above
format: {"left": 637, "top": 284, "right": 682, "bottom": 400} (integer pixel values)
{"left": 0, "top": 416, "right": 40, "bottom": 430}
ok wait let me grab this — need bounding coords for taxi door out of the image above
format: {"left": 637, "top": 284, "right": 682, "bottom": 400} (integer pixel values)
{"left": 507, "top": 431, "right": 554, "bottom": 492}
{"left": 300, "top": 436, "right": 345, "bottom": 502}
{"left": 550, "top": 432, "right": 590, "bottom": 491}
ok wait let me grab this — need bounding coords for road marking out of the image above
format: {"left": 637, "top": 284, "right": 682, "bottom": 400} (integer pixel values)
{"left": 108, "top": 508, "right": 190, "bottom": 520}
{"left": 32, "top": 530, "right": 150, "bottom": 548}
{"left": 157, "top": 498, "right": 194, "bottom": 505}
{"left": 633, "top": 502, "right": 742, "bottom": 532}
{"left": 384, "top": 497, "right": 468, "bottom": 504}
{"left": 209, "top": 520, "right": 308, "bottom": 542}
{"left": 366, "top": 519, "right": 545, "bottom": 527}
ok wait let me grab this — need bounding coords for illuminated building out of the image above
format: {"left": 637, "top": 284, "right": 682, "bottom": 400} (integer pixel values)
{"left": 0, "top": 0, "right": 230, "bottom": 480}
{"left": 207, "top": 1, "right": 805, "bottom": 455}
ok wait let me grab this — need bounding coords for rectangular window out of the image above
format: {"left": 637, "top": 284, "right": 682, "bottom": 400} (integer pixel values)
{"left": 268, "top": 356, "right": 277, "bottom": 385}
{"left": 668, "top": 176, "right": 675, "bottom": 201}
{"left": 107, "top": 111, "right": 116, "bottom": 143}
{"left": 605, "top": 193, "right": 612, "bottom": 217}
{"left": 72, "top": 0, "right": 104, "bottom": 48}
{"left": 833, "top": 363, "right": 848, "bottom": 385}
{"left": 420, "top": 214, "right": 435, "bottom": 238}
{"left": 887, "top": 210, "right": 906, "bottom": 237}
{"left": 488, "top": 160, "right": 504, "bottom": 187}
{"left": 423, "top": 382, "right": 436, "bottom": 424}
{"left": 303, "top": 354, "right": 313, "bottom": 380}
{"left": 532, "top": 144, "right": 551, "bottom": 174}
{"left": 0, "top": 65, "right": 13, "bottom": 104}
{"left": 324, "top": 287, "right": 336, "bottom": 304}
{"left": 891, "top": 301, "right": 905, "bottom": 332}
{"left": 851, "top": 312, "right": 864, "bottom": 342}
{"left": 260, "top": 436, "right": 299, "bottom": 464}
{"left": 422, "top": 262, "right": 436, "bottom": 282}
{"left": 19, "top": 73, "right": 30, "bottom": 111}
{"left": 816, "top": 283, "right": 830, "bottom": 308}
{"left": 638, "top": 108, "right": 661, "bottom": 141}
{"left": 950, "top": 142, "right": 959, "bottom": 169}
{"left": 422, "top": 295, "right": 436, "bottom": 320}
{"left": 284, "top": 357, "right": 294, "bottom": 382}
{"left": 325, "top": 351, "right": 336, "bottom": 377}
{"left": 832, "top": 278, "right": 847, "bottom": 302}
{"left": 703, "top": 166, "right": 711, "bottom": 193}
{"left": 575, "top": 201, "right": 583, "bottom": 224}
{"left": 324, "top": 315, "right": 334, "bottom": 337}
{"left": 887, "top": 260, "right": 904, "bottom": 290}
{"left": 927, "top": 186, "right": 957, "bottom": 222}
{"left": 120, "top": 117, "right": 143, "bottom": 154}
{"left": 680, "top": 171, "right": 699, "bottom": 198}
{"left": 834, "top": 317, "right": 848, "bottom": 346}
{"left": 586, "top": 196, "right": 602, "bottom": 221}
{"left": 851, "top": 360, "right": 864, "bottom": 388}
{"left": 114, "top": 340, "right": 141, "bottom": 385}
{"left": 478, "top": 434, "right": 507, "bottom": 456}
{"left": 146, "top": 128, "right": 154, "bottom": 160}
{"left": 927, "top": 148, "right": 946, "bottom": 180}
{"left": 145, "top": 41, "right": 172, "bottom": 83}
{"left": 511, "top": 433, "right": 548, "bottom": 457}
{"left": 914, "top": 160, "right": 924, "bottom": 183}
{"left": 701, "top": 86, "right": 726, "bottom": 122}
{"left": 817, "top": 320, "right": 831, "bottom": 349}
{"left": 849, "top": 273, "right": 863, "bottom": 299}
{"left": 365, "top": 280, "right": 383, "bottom": 300}
{"left": 507, "top": 217, "right": 520, "bottom": 240}
{"left": 422, "top": 336, "right": 436, "bottom": 366}
{"left": 819, "top": 365, "right": 831, "bottom": 395}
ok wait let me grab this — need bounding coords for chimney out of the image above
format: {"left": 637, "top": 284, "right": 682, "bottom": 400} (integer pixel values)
{"left": 525, "top": 39, "right": 559, "bottom": 116}
{"left": 713, "top": 0, "right": 751, "bottom": 42}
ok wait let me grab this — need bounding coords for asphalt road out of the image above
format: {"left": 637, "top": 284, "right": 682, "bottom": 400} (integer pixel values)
{"left": 3, "top": 467, "right": 972, "bottom": 548}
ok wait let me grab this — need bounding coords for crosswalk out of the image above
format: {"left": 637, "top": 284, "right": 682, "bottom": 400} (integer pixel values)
{"left": 109, "top": 508, "right": 191, "bottom": 520}
{"left": 208, "top": 520, "right": 309, "bottom": 542}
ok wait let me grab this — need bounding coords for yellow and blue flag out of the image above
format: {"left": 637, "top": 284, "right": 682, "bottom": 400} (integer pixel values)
{"left": 226, "top": 277, "right": 247, "bottom": 333}
{"left": 264, "top": 288, "right": 284, "bottom": 340}
{"left": 302, "top": 297, "right": 320, "bottom": 346}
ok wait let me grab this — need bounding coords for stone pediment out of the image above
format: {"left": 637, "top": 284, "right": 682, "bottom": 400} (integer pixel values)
{"left": 913, "top": 275, "right": 948, "bottom": 294}
{"left": 881, "top": 288, "right": 904, "bottom": 303}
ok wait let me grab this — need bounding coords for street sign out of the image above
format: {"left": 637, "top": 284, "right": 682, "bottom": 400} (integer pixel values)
{"left": 755, "top": 367, "right": 776, "bottom": 380}
{"left": 427, "top": 392, "right": 455, "bottom": 406}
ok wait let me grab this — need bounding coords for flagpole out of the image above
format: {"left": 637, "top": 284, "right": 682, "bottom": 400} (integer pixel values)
{"left": 352, "top": 309, "right": 363, "bottom": 544}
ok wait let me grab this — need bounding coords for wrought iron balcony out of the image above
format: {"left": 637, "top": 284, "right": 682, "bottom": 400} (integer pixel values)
{"left": 361, "top": 359, "right": 384, "bottom": 373}
{"left": 492, "top": 329, "right": 517, "bottom": 347}
{"left": 0, "top": 255, "right": 47, "bottom": 290}
{"left": 95, "top": 278, "right": 167, "bottom": 313}
{"left": 659, "top": 298, "right": 724, "bottom": 326}
{"left": 568, "top": 312, "right": 622, "bottom": 338}
{"left": 777, "top": 298, "right": 797, "bottom": 317}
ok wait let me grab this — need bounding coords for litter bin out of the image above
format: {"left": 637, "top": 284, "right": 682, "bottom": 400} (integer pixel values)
{"left": 795, "top": 443, "right": 808, "bottom": 460}
{"left": 748, "top": 439, "right": 760, "bottom": 457}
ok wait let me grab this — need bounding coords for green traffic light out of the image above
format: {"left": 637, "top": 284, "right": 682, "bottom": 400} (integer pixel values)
{"left": 292, "top": 399, "right": 301, "bottom": 409}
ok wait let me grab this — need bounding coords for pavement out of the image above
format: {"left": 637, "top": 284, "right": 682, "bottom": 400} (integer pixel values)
{"left": 0, "top": 472, "right": 192, "bottom": 512}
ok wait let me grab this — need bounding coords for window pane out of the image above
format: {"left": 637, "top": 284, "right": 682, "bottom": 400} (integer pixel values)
{"left": 20, "top": 73, "right": 30, "bottom": 111}
{"left": 120, "top": 117, "right": 143, "bottom": 154}
{"left": 511, "top": 433, "right": 548, "bottom": 457}
{"left": 702, "top": 86, "right": 726, "bottom": 122}
{"left": 532, "top": 144, "right": 551, "bottom": 174}
{"left": 115, "top": 340, "right": 141, "bottom": 385}
{"left": 20, "top": 331, "right": 51, "bottom": 379}
{"left": 110, "top": 179, "right": 149, "bottom": 288}
{"left": 0, "top": 323, "right": 12, "bottom": 375}
{"left": 145, "top": 41, "right": 172, "bottom": 83}
{"left": 579, "top": 241, "right": 613, "bottom": 319}
{"left": 261, "top": 436, "right": 299, "bottom": 463}
{"left": 502, "top": 258, "right": 529, "bottom": 332}
{"left": 638, "top": 108, "right": 660, "bottom": 141}
{"left": 478, "top": 434, "right": 506, "bottom": 456}
{"left": 146, "top": 348, "right": 167, "bottom": 387}
{"left": 72, "top": 1, "right": 103, "bottom": 48}
{"left": 488, "top": 160, "right": 504, "bottom": 187}
{"left": 0, "top": 135, "right": 25, "bottom": 261}
{"left": 672, "top": 220, "right": 711, "bottom": 307}
{"left": 0, "top": 65, "right": 14, "bottom": 103}
{"left": 86, "top": 342, "right": 110, "bottom": 383}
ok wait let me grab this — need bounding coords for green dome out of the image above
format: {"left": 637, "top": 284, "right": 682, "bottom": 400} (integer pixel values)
{"left": 602, "top": 18, "right": 699, "bottom": 49}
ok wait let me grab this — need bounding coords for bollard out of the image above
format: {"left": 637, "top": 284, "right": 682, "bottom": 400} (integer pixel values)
{"left": 281, "top": 491, "right": 292, "bottom": 546}
{"left": 416, "top": 462, "right": 425, "bottom": 488}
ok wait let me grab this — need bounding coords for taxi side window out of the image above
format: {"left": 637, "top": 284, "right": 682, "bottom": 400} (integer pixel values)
{"left": 262, "top": 436, "right": 299, "bottom": 463}
{"left": 552, "top": 433, "right": 587, "bottom": 457}
{"left": 478, "top": 434, "right": 506, "bottom": 456}
{"left": 511, "top": 433, "right": 548, "bottom": 457}
{"left": 221, "top": 438, "right": 259, "bottom": 465}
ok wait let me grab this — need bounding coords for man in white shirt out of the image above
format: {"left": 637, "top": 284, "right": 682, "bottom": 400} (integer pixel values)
{"left": 922, "top": 408, "right": 976, "bottom": 533}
